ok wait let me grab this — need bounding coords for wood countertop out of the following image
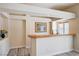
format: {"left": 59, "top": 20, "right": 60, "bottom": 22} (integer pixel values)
{"left": 28, "top": 34, "right": 75, "bottom": 39}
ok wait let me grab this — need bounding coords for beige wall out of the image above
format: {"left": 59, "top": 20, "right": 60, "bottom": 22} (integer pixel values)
{"left": 65, "top": 4, "right": 79, "bottom": 51}
{"left": 8, "top": 19, "right": 26, "bottom": 48}
{"left": 66, "top": 4, "right": 79, "bottom": 19}
{"left": 68, "top": 19, "right": 79, "bottom": 34}
{"left": 65, "top": 5, "right": 79, "bottom": 33}
{"left": 65, "top": 4, "right": 79, "bottom": 34}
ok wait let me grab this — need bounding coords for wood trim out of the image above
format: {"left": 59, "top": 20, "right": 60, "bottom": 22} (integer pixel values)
{"left": 28, "top": 35, "right": 51, "bottom": 39}
{"left": 28, "top": 34, "right": 75, "bottom": 39}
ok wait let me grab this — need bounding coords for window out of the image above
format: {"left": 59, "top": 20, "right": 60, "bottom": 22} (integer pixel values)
{"left": 57, "top": 22, "right": 69, "bottom": 34}
{"left": 57, "top": 23, "right": 64, "bottom": 34}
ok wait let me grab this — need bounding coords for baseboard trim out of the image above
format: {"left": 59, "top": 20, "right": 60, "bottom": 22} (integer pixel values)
{"left": 37, "top": 49, "right": 73, "bottom": 56}
{"left": 52, "top": 49, "right": 73, "bottom": 56}
{"left": 51, "top": 49, "right": 73, "bottom": 56}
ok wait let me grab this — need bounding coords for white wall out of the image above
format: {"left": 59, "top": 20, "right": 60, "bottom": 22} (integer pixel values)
{"left": 0, "top": 14, "right": 4, "bottom": 30}
{"left": 8, "top": 19, "right": 26, "bottom": 48}
{"left": 0, "top": 13, "right": 10, "bottom": 56}
{"left": 0, "top": 13, "right": 8, "bottom": 30}
{"left": 26, "top": 16, "right": 51, "bottom": 48}
{"left": 28, "top": 17, "right": 51, "bottom": 35}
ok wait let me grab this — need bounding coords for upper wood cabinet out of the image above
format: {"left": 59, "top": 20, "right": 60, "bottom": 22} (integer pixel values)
{"left": 68, "top": 19, "right": 79, "bottom": 34}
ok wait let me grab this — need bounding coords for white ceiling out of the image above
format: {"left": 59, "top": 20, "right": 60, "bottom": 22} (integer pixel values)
{"left": 24, "top": 3, "right": 76, "bottom": 10}
{"left": 0, "top": 3, "right": 75, "bottom": 20}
